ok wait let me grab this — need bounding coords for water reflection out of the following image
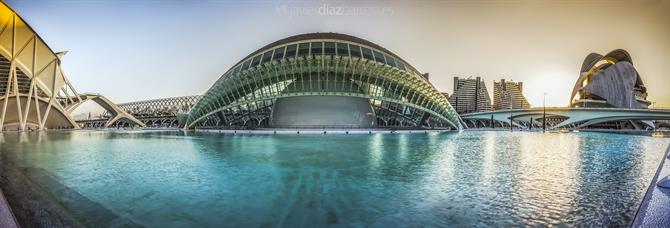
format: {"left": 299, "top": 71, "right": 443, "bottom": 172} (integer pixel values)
{"left": 0, "top": 131, "right": 668, "bottom": 227}
{"left": 481, "top": 131, "right": 497, "bottom": 183}
{"left": 513, "top": 133, "right": 581, "bottom": 226}
{"left": 367, "top": 133, "right": 383, "bottom": 173}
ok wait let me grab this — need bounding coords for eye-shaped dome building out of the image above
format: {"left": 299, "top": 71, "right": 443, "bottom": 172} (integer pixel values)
{"left": 570, "top": 49, "right": 651, "bottom": 109}
{"left": 186, "top": 33, "right": 461, "bottom": 130}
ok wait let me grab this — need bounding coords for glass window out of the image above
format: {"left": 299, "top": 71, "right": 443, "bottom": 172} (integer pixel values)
{"left": 251, "top": 55, "right": 262, "bottom": 67}
{"left": 384, "top": 55, "right": 396, "bottom": 67}
{"left": 273, "top": 46, "right": 285, "bottom": 61}
{"left": 233, "top": 65, "right": 241, "bottom": 74}
{"left": 324, "top": 42, "right": 336, "bottom": 55}
{"left": 349, "top": 44, "right": 361, "bottom": 58}
{"left": 361, "top": 47, "right": 374, "bottom": 60}
{"left": 285, "top": 44, "right": 297, "bottom": 59}
{"left": 242, "top": 59, "right": 252, "bottom": 70}
{"left": 311, "top": 42, "right": 323, "bottom": 57}
{"left": 336, "top": 43, "right": 349, "bottom": 56}
{"left": 298, "top": 42, "right": 310, "bottom": 57}
{"left": 373, "top": 51, "right": 386, "bottom": 64}
{"left": 396, "top": 62, "right": 406, "bottom": 71}
{"left": 261, "top": 50, "right": 273, "bottom": 64}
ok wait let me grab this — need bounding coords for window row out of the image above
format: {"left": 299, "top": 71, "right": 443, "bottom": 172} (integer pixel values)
{"left": 230, "top": 41, "right": 408, "bottom": 75}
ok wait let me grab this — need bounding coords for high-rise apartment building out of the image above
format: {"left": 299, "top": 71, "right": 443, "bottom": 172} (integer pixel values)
{"left": 448, "top": 77, "right": 492, "bottom": 114}
{"left": 493, "top": 79, "right": 531, "bottom": 110}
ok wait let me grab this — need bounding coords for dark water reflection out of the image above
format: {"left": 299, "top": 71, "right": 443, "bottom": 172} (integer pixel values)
{"left": 0, "top": 130, "right": 668, "bottom": 227}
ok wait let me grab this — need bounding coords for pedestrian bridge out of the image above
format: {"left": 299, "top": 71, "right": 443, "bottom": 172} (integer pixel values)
{"left": 460, "top": 107, "right": 670, "bottom": 130}
{"left": 66, "top": 93, "right": 146, "bottom": 128}
{"left": 114, "top": 95, "right": 200, "bottom": 128}
{"left": 78, "top": 95, "right": 200, "bottom": 128}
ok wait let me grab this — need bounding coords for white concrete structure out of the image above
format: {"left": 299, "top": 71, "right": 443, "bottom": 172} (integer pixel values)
{"left": 461, "top": 107, "right": 670, "bottom": 130}
{"left": 66, "top": 94, "right": 145, "bottom": 128}
{"left": 0, "top": 2, "right": 142, "bottom": 131}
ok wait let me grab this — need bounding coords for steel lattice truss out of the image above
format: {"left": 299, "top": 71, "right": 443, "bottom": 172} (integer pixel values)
{"left": 116, "top": 95, "right": 201, "bottom": 117}
{"left": 98, "top": 95, "right": 201, "bottom": 128}
{"left": 187, "top": 34, "right": 461, "bottom": 130}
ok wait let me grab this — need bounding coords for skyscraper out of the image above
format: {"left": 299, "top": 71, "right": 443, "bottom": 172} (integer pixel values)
{"left": 448, "top": 77, "right": 492, "bottom": 114}
{"left": 493, "top": 79, "right": 531, "bottom": 110}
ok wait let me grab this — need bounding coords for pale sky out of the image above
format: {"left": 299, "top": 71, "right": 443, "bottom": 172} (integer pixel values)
{"left": 6, "top": 0, "right": 670, "bottom": 115}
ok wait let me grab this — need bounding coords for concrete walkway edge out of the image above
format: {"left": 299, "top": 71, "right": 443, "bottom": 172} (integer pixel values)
{"left": 631, "top": 145, "right": 670, "bottom": 227}
{"left": 0, "top": 187, "right": 19, "bottom": 228}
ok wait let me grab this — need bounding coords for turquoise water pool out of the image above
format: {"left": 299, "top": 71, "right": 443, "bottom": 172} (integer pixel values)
{"left": 0, "top": 130, "right": 668, "bottom": 227}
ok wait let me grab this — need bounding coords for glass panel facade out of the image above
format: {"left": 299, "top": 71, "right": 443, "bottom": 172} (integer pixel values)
{"left": 349, "top": 44, "right": 361, "bottom": 58}
{"left": 324, "top": 42, "right": 336, "bottom": 55}
{"left": 373, "top": 51, "right": 386, "bottom": 64}
{"left": 231, "top": 41, "right": 411, "bottom": 78}
{"left": 272, "top": 46, "right": 285, "bottom": 61}
{"left": 396, "top": 62, "right": 406, "bottom": 71}
{"left": 285, "top": 44, "right": 297, "bottom": 59}
{"left": 261, "top": 50, "right": 273, "bottom": 64}
{"left": 361, "top": 47, "right": 373, "bottom": 60}
{"left": 384, "top": 54, "right": 396, "bottom": 67}
{"left": 251, "top": 55, "right": 262, "bottom": 67}
{"left": 298, "top": 42, "right": 310, "bottom": 57}
{"left": 241, "top": 59, "right": 251, "bottom": 70}
{"left": 311, "top": 42, "right": 323, "bottom": 57}
{"left": 336, "top": 43, "right": 349, "bottom": 56}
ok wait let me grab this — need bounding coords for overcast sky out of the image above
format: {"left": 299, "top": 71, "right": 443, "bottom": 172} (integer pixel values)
{"left": 6, "top": 0, "right": 670, "bottom": 114}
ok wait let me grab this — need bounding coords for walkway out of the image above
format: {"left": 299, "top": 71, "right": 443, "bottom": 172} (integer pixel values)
{"left": 633, "top": 145, "right": 670, "bottom": 227}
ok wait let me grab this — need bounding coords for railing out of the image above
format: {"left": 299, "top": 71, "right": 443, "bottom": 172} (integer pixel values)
{"left": 196, "top": 125, "right": 438, "bottom": 130}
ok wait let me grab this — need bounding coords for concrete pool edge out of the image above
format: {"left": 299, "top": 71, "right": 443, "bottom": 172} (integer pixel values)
{"left": 632, "top": 145, "right": 670, "bottom": 227}
{"left": 0, "top": 187, "right": 19, "bottom": 228}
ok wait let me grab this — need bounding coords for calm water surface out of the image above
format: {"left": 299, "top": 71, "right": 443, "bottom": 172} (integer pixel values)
{"left": 0, "top": 130, "right": 668, "bottom": 227}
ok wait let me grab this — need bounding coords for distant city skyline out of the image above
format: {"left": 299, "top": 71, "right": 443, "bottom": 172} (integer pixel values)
{"left": 6, "top": 0, "right": 670, "bottom": 114}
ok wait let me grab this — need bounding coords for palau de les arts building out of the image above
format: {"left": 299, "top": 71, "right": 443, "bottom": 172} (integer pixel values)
{"left": 186, "top": 33, "right": 462, "bottom": 130}
{"left": 570, "top": 49, "right": 651, "bottom": 109}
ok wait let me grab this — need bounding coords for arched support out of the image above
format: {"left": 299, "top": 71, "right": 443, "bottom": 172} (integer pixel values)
{"left": 462, "top": 107, "right": 670, "bottom": 130}
{"left": 66, "top": 93, "right": 145, "bottom": 128}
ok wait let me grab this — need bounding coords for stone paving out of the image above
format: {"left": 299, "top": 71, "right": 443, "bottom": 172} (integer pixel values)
{"left": 0, "top": 188, "right": 18, "bottom": 228}
{"left": 632, "top": 145, "right": 670, "bottom": 227}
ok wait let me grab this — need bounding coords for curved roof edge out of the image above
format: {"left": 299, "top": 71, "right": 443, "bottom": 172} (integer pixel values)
{"left": 0, "top": 0, "right": 60, "bottom": 59}
{"left": 604, "top": 49, "right": 633, "bottom": 65}
{"left": 580, "top": 49, "right": 634, "bottom": 73}
{"left": 580, "top": 53, "right": 603, "bottom": 73}
{"left": 232, "top": 32, "right": 421, "bottom": 74}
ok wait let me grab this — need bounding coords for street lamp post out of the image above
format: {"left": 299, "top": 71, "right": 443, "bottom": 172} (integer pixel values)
{"left": 543, "top": 92, "right": 547, "bottom": 133}
{"left": 509, "top": 96, "right": 514, "bottom": 132}
{"left": 510, "top": 110, "right": 513, "bottom": 132}
{"left": 490, "top": 115, "right": 494, "bottom": 129}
